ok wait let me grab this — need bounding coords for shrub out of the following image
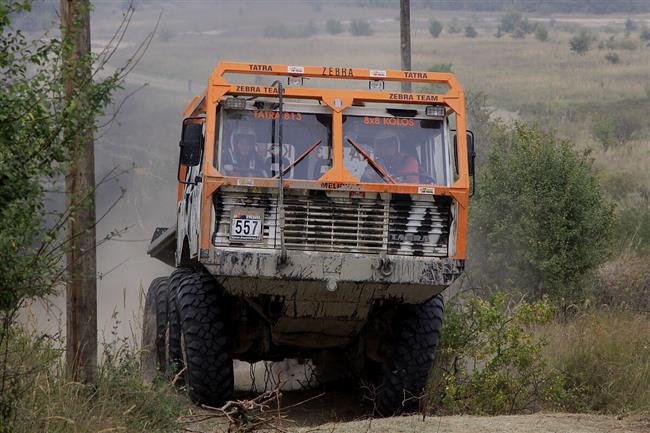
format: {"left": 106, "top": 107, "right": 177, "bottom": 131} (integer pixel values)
{"left": 500, "top": 11, "right": 523, "bottom": 33}
{"left": 624, "top": 18, "right": 637, "bottom": 36}
{"left": 512, "top": 26, "right": 526, "bottom": 39}
{"left": 349, "top": 19, "right": 373, "bottom": 36}
{"left": 464, "top": 25, "right": 478, "bottom": 38}
{"left": 325, "top": 18, "right": 342, "bottom": 35}
{"left": 535, "top": 25, "right": 549, "bottom": 41}
{"left": 570, "top": 30, "right": 594, "bottom": 55}
{"left": 545, "top": 310, "right": 650, "bottom": 414}
{"left": 470, "top": 123, "right": 615, "bottom": 303}
{"left": 605, "top": 52, "right": 620, "bottom": 64}
{"left": 428, "top": 19, "right": 443, "bottom": 38}
{"left": 428, "top": 293, "right": 563, "bottom": 415}
{"left": 592, "top": 115, "right": 617, "bottom": 149}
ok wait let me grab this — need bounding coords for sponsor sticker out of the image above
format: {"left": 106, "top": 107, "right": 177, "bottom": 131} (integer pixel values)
{"left": 288, "top": 65, "right": 304, "bottom": 74}
{"left": 418, "top": 186, "right": 436, "bottom": 195}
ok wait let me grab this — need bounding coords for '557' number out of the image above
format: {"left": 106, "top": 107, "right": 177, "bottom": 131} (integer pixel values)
{"left": 231, "top": 216, "right": 262, "bottom": 240}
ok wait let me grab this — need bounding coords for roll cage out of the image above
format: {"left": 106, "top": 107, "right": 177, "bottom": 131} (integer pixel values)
{"left": 177, "top": 62, "right": 470, "bottom": 260}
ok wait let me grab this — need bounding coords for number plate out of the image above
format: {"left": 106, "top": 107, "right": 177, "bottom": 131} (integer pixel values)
{"left": 230, "top": 207, "right": 264, "bottom": 241}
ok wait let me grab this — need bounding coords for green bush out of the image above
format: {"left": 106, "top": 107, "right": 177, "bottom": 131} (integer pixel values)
{"left": 470, "top": 123, "right": 615, "bottom": 303}
{"left": 428, "top": 19, "right": 443, "bottom": 38}
{"left": 535, "top": 25, "right": 549, "bottom": 42}
{"left": 349, "top": 19, "right": 373, "bottom": 36}
{"left": 592, "top": 115, "right": 617, "bottom": 149}
{"left": 570, "top": 30, "right": 594, "bottom": 54}
{"left": 325, "top": 18, "right": 342, "bottom": 35}
{"left": 464, "top": 25, "right": 478, "bottom": 38}
{"left": 428, "top": 293, "right": 563, "bottom": 415}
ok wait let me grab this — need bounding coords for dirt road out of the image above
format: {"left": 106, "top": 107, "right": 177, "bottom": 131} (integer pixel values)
{"left": 184, "top": 389, "right": 649, "bottom": 433}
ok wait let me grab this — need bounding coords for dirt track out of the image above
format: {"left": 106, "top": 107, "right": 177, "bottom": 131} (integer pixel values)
{"left": 184, "top": 389, "right": 650, "bottom": 433}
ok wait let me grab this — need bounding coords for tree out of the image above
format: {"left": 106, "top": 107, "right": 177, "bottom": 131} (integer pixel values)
{"left": 570, "top": 30, "right": 593, "bottom": 55}
{"left": 470, "top": 123, "right": 615, "bottom": 303}
{"left": 500, "top": 11, "right": 523, "bottom": 33}
{"left": 0, "top": 0, "right": 147, "bottom": 424}
{"left": 428, "top": 19, "right": 443, "bottom": 38}
{"left": 624, "top": 18, "right": 637, "bottom": 36}
{"left": 535, "top": 25, "right": 548, "bottom": 41}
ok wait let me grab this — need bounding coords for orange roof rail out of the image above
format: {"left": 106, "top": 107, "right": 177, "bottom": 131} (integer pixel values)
{"left": 206, "top": 61, "right": 465, "bottom": 114}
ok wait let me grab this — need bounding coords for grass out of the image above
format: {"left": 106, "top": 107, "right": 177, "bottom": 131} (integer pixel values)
{"left": 1, "top": 314, "right": 185, "bottom": 433}
{"left": 544, "top": 309, "right": 650, "bottom": 415}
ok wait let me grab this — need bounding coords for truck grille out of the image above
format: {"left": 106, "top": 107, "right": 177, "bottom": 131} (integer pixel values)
{"left": 212, "top": 189, "right": 450, "bottom": 257}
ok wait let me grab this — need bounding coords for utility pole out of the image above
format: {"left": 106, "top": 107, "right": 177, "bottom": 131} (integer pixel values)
{"left": 61, "top": 0, "right": 97, "bottom": 384}
{"left": 400, "top": 0, "right": 412, "bottom": 93}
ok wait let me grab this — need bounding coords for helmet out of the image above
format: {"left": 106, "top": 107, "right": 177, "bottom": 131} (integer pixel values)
{"left": 231, "top": 126, "right": 257, "bottom": 153}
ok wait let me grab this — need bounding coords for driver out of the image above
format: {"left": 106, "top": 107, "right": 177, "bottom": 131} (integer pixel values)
{"left": 362, "top": 130, "right": 420, "bottom": 183}
{"left": 222, "top": 126, "right": 268, "bottom": 177}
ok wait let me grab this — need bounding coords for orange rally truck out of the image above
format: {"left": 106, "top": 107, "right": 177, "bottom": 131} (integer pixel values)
{"left": 143, "top": 61, "right": 475, "bottom": 415}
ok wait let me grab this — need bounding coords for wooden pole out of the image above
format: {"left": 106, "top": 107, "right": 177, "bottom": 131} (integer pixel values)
{"left": 61, "top": 0, "right": 97, "bottom": 384}
{"left": 400, "top": 0, "right": 412, "bottom": 93}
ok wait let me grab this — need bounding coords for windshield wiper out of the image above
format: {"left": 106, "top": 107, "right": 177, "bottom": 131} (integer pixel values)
{"left": 346, "top": 137, "right": 396, "bottom": 184}
{"left": 274, "top": 138, "right": 322, "bottom": 178}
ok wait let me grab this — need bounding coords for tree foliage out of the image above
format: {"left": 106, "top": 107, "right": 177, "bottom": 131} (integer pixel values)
{"left": 470, "top": 123, "right": 615, "bottom": 303}
{"left": 429, "top": 293, "right": 564, "bottom": 415}
{"left": 1, "top": 0, "right": 135, "bottom": 426}
{"left": 570, "top": 30, "right": 594, "bottom": 55}
{"left": 428, "top": 19, "right": 443, "bottom": 38}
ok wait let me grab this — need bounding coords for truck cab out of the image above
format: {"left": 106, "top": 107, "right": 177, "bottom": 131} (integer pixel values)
{"left": 145, "top": 62, "right": 475, "bottom": 415}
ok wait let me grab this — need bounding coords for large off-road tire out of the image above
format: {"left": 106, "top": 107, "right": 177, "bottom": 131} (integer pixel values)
{"left": 176, "top": 272, "right": 234, "bottom": 406}
{"left": 167, "top": 268, "right": 191, "bottom": 379}
{"left": 375, "top": 294, "right": 444, "bottom": 416}
{"left": 141, "top": 276, "right": 169, "bottom": 382}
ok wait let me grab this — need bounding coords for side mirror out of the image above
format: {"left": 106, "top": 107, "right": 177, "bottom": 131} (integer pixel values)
{"left": 179, "top": 122, "right": 203, "bottom": 167}
{"left": 466, "top": 130, "right": 476, "bottom": 177}
{"left": 453, "top": 130, "right": 476, "bottom": 177}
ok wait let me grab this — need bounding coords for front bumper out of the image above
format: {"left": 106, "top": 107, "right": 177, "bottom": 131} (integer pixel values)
{"left": 200, "top": 247, "right": 463, "bottom": 302}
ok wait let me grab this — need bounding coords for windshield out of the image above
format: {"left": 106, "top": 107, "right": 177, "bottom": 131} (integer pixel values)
{"left": 343, "top": 115, "right": 450, "bottom": 185}
{"left": 217, "top": 108, "right": 332, "bottom": 180}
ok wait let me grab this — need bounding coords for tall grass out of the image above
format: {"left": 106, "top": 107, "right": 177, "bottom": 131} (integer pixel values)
{"left": 2, "top": 324, "right": 184, "bottom": 433}
{"left": 544, "top": 310, "right": 650, "bottom": 415}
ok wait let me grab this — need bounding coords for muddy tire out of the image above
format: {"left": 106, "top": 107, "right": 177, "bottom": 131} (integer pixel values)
{"left": 167, "top": 268, "right": 191, "bottom": 380}
{"left": 142, "top": 276, "right": 168, "bottom": 382}
{"left": 176, "top": 272, "right": 233, "bottom": 406}
{"left": 375, "top": 294, "right": 444, "bottom": 416}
